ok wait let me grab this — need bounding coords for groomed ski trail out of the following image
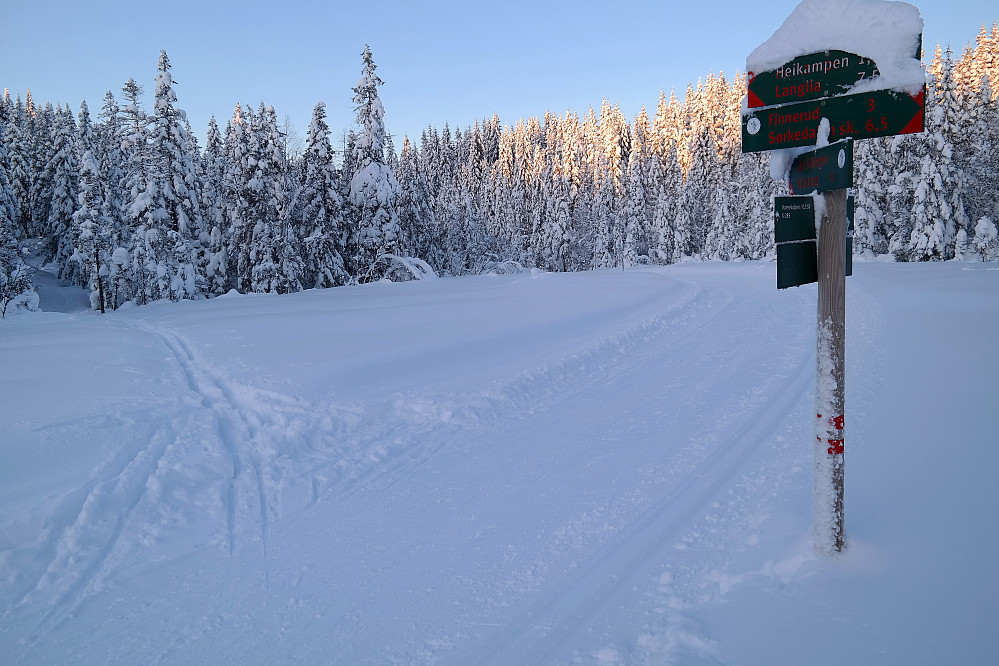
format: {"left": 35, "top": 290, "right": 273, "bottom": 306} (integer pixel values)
{"left": 0, "top": 265, "right": 820, "bottom": 665}
{"left": 442, "top": 269, "right": 815, "bottom": 664}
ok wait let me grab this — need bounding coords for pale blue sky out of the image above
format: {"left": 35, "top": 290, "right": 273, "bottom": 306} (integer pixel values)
{"left": 3, "top": 1, "right": 996, "bottom": 150}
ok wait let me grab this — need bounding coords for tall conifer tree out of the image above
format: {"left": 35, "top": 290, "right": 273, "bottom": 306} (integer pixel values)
{"left": 300, "top": 101, "right": 348, "bottom": 288}
{"left": 347, "top": 45, "right": 401, "bottom": 280}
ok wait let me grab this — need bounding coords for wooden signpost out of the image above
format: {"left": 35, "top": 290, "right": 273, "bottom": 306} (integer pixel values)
{"left": 743, "top": 19, "right": 924, "bottom": 553}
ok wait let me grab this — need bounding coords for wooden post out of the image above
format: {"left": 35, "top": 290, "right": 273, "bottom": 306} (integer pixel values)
{"left": 815, "top": 187, "right": 847, "bottom": 553}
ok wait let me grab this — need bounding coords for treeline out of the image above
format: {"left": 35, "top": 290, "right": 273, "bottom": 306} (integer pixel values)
{"left": 2, "top": 28, "right": 998, "bottom": 315}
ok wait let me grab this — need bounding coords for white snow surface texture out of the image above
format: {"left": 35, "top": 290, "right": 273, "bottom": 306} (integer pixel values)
{"left": 1, "top": 260, "right": 996, "bottom": 665}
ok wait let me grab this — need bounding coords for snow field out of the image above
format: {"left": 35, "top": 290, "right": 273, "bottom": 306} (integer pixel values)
{"left": 1, "top": 260, "right": 997, "bottom": 664}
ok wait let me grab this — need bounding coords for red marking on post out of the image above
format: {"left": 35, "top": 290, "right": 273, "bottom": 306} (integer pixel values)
{"left": 818, "top": 414, "right": 845, "bottom": 428}
{"left": 818, "top": 414, "right": 845, "bottom": 453}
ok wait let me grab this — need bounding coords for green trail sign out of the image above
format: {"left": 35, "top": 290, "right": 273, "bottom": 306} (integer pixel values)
{"left": 747, "top": 50, "right": 880, "bottom": 108}
{"left": 775, "top": 195, "right": 854, "bottom": 289}
{"left": 742, "top": 87, "right": 924, "bottom": 153}
{"left": 789, "top": 139, "right": 854, "bottom": 194}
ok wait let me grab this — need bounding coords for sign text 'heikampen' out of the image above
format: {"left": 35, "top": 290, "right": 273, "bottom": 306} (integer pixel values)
{"left": 747, "top": 50, "right": 880, "bottom": 108}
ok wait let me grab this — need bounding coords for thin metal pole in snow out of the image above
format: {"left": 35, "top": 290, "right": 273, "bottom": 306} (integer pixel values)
{"left": 815, "top": 188, "right": 847, "bottom": 553}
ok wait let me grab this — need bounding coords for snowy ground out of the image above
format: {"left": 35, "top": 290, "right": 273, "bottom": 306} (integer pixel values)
{"left": 1, "top": 259, "right": 996, "bottom": 665}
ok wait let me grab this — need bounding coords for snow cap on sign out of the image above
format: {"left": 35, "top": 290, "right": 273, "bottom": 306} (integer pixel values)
{"left": 747, "top": 0, "right": 924, "bottom": 97}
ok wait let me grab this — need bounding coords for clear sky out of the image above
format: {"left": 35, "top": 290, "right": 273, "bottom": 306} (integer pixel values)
{"left": 3, "top": 1, "right": 996, "bottom": 151}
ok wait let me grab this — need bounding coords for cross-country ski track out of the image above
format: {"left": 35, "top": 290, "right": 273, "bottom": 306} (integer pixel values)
{"left": 3, "top": 261, "right": 997, "bottom": 665}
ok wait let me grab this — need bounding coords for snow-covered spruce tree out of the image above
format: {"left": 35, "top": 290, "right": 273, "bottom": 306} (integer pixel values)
{"left": 650, "top": 143, "right": 681, "bottom": 265}
{"left": 621, "top": 108, "right": 653, "bottom": 266}
{"left": 883, "top": 131, "right": 920, "bottom": 261}
{"left": 854, "top": 137, "right": 891, "bottom": 256}
{"left": 965, "top": 78, "right": 999, "bottom": 228}
{"left": 555, "top": 111, "right": 589, "bottom": 271}
{"left": 738, "top": 150, "right": 780, "bottom": 259}
{"left": 908, "top": 68, "right": 966, "bottom": 261}
{"left": 621, "top": 146, "right": 646, "bottom": 267}
{"left": 433, "top": 124, "right": 470, "bottom": 275}
{"left": 524, "top": 129, "right": 549, "bottom": 272}
{"left": 200, "top": 116, "right": 229, "bottom": 295}
{"left": 266, "top": 105, "right": 304, "bottom": 294}
{"left": 681, "top": 124, "right": 722, "bottom": 257}
{"left": 4, "top": 97, "right": 30, "bottom": 237}
{"left": 972, "top": 216, "right": 999, "bottom": 260}
{"left": 49, "top": 106, "right": 81, "bottom": 283}
{"left": 95, "top": 91, "right": 124, "bottom": 224}
{"left": 447, "top": 127, "right": 483, "bottom": 273}
{"left": 244, "top": 103, "right": 277, "bottom": 293}
{"left": 963, "top": 23, "right": 999, "bottom": 99}
{"left": 247, "top": 103, "right": 300, "bottom": 294}
{"left": 591, "top": 174, "right": 619, "bottom": 269}
{"left": 934, "top": 50, "right": 972, "bottom": 257}
{"left": 440, "top": 175, "right": 467, "bottom": 275}
{"left": 703, "top": 187, "right": 738, "bottom": 260}
{"left": 71, "top": 150, "right": 113, "bottom": 311}
{"left": 0, "top": 100, "right": 17, "bottom": 236}
{"left": 222, "top": 107, "right": 250, "bottom": 292}
{"left": 908, "top": 150, "right": 950, "bottom": 261}
{"left": 27, "top": 100, "right": 56, "bottom": 241}
{"left": 541, "top": 120, "right": 574, "bottom": 272}
{"left": 447, "top": 123, "right": 494, "bottom": 276}
{"left": 485, "top": 125, "right": 529, "bottom": 266}
{"left": 589, "top": 101, "right": 630, "bottom": 269}
{"left": 347, "top": 45, "right": 401, "bottom": 281}
{"left": 719, "top": 73, "right": 747, "bottom": 184}
{"left": 147, "top": 50, "right": 205, "bottom": 300}
{"left": 396, "top": 135, "right": 439, "bottom": 270}
{"left": 299, "top": 101, "right": 348, "bottom": 288}
{"left": 0, "top": 211, "right": 36, "bottom": 318}
{"left": 95, "top": 90, "right": 130, "bottom": 307}
{"left": 77, "top": 100, "right": 94, "bottom": 161}
{"left": 118, "top": 76, "right": 158, "bottom": 304}
{"left": 1, "top": 94, "right": 10, "bottom": 151}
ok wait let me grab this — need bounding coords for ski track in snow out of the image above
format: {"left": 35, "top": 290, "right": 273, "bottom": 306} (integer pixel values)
{"left": 142, "top": 326, "right": 274, "bottom": 562}
{"left": 442, "top": 279, "right": 815, "bottom": 665}
{"left": 1, "top": 266, "right": 822, "bottom": 664}
{"left": 2, "top": 424, "right": 178, "bottom": 647}
{"left": 476, "top": 356, "right": 813, "bottom": 665}
{"left": 3, "top": 319, "right": 308, "bottom": 653}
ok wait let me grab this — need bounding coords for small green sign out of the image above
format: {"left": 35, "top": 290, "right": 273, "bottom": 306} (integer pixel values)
{"left": 789, "top": 139, "right": 853, "bottom": 194}
{"left": 742, "top": 88, "right": 924, "bottom": 153}
{"left": 748, "top": 50, "right": 880, "bottom": 108}
{"left": 775, "top": 196, "right": 854, "bottom": 289}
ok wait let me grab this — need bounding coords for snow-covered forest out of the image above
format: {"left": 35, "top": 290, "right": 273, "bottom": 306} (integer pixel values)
{"left": 2, "top": 28, "right": 999, "bottom": 315}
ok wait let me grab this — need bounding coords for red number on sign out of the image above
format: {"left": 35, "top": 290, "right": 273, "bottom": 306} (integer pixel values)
{"left": 867, "top": 99, "right": 875, "bottom": 113}
{"left": 868, "top": 117, "right": 888, "bottom": 132}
